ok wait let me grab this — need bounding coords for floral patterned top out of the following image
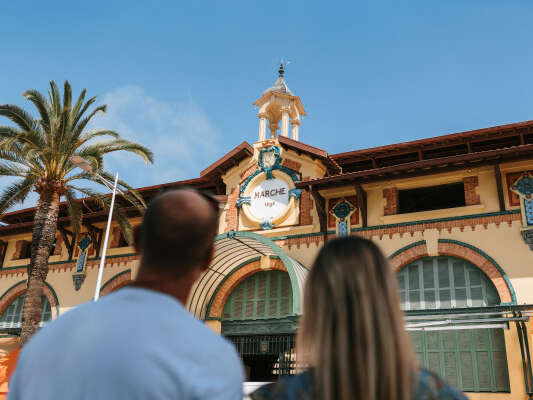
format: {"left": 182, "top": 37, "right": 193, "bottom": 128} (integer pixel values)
{"left": 251, "top": 369, "right": 468, "bottom": 400}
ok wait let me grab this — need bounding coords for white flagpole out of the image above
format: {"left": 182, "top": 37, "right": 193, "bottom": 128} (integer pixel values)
{"left": 93, "top": 172, "right": 119, "bottom": 302}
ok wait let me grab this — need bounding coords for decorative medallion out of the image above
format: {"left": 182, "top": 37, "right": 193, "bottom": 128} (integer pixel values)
{"left": 237, "top": 145, "right": 301, "bottom": 230}
{"left": 329, "top": 199, "right": 357, "bottom": 237}
{"left": 73, "top": 235, "right": 92, "bottom": 291}
{"left": 511, "top": 173, "right": 533, "bottom": 200}
{"left": 510, "top": 173, "right": 533, "bottom": 227}
{"left": 72, "top": 273, "right": 86, "bottom": 291}
{"left": 510, "top": 173, "right": 533, "bottom": 250}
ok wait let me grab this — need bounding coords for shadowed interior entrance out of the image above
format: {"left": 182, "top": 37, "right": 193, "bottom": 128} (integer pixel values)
{"left": 222, "top": 270, "right": 296, "bottom": 381}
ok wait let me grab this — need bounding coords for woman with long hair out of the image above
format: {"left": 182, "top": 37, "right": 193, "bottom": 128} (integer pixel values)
{"left": 252, "top": 236, "right": 466, "bottom": 400}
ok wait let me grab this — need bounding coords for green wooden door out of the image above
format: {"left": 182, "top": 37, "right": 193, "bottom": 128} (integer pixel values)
{"left": 222, "top": 270, "right": 293, "bottom": 321}
{"left": 398, "top": 257, "right": 510, "bottom": 392}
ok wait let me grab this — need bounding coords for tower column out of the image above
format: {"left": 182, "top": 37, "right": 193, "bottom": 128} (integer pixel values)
{"left": 291, "top": 119, "right": 301, "bottom": 141}
{"left": 257, "top": 112, "right": 268, "bottom": 142}
{"left": 281, "top": 107, "right": 290, "bottom": 137}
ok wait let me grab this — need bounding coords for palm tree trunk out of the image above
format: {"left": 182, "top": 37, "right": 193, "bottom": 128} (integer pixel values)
{"left": 20, "top": 191, "right": 60, "bottom": 345}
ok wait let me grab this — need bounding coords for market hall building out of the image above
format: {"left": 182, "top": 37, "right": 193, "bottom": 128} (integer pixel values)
{"left": 1, "top": 69, "right": 533, "bottom": 399}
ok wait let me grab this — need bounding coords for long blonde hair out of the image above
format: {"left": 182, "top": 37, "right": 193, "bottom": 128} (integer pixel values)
{"left": 297, "top": 236, "right": 417, "bottom": 400}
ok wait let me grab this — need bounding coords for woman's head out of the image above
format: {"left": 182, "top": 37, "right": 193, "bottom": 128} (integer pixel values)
{"left": 297, "top": 236, "right": 416, "bottom": 400}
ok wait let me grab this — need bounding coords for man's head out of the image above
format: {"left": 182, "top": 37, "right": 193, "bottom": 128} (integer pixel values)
{"left": 136, "top": 189, "right": 219, "bottom": 279}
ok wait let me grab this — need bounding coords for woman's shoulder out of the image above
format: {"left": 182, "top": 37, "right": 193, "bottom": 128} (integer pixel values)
{"left": 250, "top": 371, "right": 313, "bottom": 400}
{"left": 251, "top": 368, "right": 467, "bottom": 400}
{"left": 415, "top": 368, "right": 468, "bottom": 400}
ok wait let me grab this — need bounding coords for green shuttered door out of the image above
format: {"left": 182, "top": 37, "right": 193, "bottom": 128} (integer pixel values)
{"left": 223, "top": 271, "right": 293, "bottom": 321}
{"left": 398, "top": 257, "right": 510, "bottom": 393}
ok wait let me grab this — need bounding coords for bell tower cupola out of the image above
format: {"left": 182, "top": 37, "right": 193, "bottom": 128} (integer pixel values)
{"left": 253, "top": 63, "right": 306, "bottom": 142}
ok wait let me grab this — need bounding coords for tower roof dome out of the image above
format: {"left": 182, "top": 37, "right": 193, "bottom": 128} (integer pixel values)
{"left": 262, "top": 63, "right": 293, "bottom": 95}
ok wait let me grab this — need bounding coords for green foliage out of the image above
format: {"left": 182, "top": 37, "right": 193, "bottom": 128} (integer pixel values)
{"left": 0, "top": 81, "right": 154, "bottom": 239}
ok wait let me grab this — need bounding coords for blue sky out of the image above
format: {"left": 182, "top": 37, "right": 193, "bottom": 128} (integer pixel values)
{"left": 1, "top": 1, "right": 533, "bottom": 192}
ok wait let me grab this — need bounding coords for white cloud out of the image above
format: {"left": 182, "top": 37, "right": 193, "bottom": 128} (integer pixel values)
{"left": 89, "top": 85, "right": 221, "bottom": 187}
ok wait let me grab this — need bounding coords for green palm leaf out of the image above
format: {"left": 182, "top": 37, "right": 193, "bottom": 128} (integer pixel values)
{"left": 0, "top": 80, "right": 153, "bottom": 344}
{"left": 0, "top": 177, "right": 33, "bottom": 214}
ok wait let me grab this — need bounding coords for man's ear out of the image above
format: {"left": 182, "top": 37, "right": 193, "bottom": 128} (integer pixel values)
{"left": 133, "top": 225, "right": 142, "bottom": 254}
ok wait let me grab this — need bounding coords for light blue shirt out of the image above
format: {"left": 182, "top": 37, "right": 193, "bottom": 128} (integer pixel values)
{"left": 8, "top": 287, "right": 244, "bottom": 400}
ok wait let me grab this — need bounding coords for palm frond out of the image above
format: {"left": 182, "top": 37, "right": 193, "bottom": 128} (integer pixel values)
{"left": 0, "top": 148, "right": 32, "bottom": 168}
{"left": 65, "top": 188, "right": 82, "bottom": 237}
{"left": 70, "top": 105, "right": 107, "bottom": 144}
{"left": 69, "top": 185, "right": 132, "bottom": 244}
{"left": 83, "top": 139, "right": 154, "bottom": 164}
{"left": 71, "top": 96, "right": 96, "bottom": 128}
{"left": 113, "top": 206, "right": 133, "bottom": 245}
{"left": 23, "top": 90, "right": 51, "bottom": 134}
{"left": 71, "top": 89, "right": 86, "bottom": 123}
{"left": 63, "top": 81, "right": 72, "bottom": 112}
{"left": 0, "top": 126, "right": 22, "bottom": 145}
{"left": 0, "top": 162, "right": 27, "bottom": 177}
{"left": 0, "top": 177, "right": 34, "bottom": 214}
{"left": 0, "top": 104, "right": 35, "bottom": 132}
{"left": 48, "top": 81, "right": 62, "bottom": 118}
{"left": 76, "top": 129, "right": 120, "bottom": 147}
{"left": 98, "top": 170, "right": 146, "bottom": 208}
{"left": 69, "top": 148, "right": 103, "bottom": 174}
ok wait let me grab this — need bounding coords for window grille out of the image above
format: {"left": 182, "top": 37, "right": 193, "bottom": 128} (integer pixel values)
{"left": 0, "top": 294, "right": 51, "bottom": 329}
{"left": 223, "top": 271, "right": 292, "bottom": 321}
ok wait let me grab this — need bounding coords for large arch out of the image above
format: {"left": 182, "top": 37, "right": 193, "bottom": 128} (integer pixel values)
{"left": 100, "top": 269, "right": 132, "bottom": 297}
{"left": 0, "top": 280, "right": 59, "bottom": 319}
{"left": 389, "top": 239, "right": 516, "bottom": 304}
{"left": 187, "top": 230, "right": 308, "bottom": 320}
{"left": 205, "top": 256, "right": 288, "bottom": 319}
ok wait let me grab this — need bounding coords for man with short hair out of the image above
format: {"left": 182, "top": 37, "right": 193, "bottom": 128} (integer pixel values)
{"left": 9, "top": 189, "right": 244, "bottom": 400}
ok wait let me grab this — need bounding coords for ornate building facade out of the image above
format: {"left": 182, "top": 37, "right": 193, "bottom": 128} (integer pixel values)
{"left": 1, "top": 68, "right": 533, "bottom": 398}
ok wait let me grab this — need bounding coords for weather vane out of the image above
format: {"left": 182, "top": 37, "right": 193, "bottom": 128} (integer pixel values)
{"left": 278, "top": 58, "right": 291, "bottom": 77}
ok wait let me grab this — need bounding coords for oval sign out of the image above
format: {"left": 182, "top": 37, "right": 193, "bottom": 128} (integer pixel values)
{"left": 249, "top": 178, "right": 290, "bottom": 221}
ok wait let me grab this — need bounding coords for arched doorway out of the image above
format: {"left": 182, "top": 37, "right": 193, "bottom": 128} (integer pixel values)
{"left": 222, "top": 270, "right": 295, "bottom": 381}
{"left": 398, "top": 256, "right": 510, "bottom": 393}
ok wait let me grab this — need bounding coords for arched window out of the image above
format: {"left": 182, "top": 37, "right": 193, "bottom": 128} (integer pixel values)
{"left": 0, "top": 294, "right": 52, "bottom": 328}
{"left": 398, "top": 257, "right": 509, "bottom": 393}
{"left": 397, "top": 257, "right": 500, "bottom": 310}
{"left": 222, "top": 270, "right": 292, "bottom": 321}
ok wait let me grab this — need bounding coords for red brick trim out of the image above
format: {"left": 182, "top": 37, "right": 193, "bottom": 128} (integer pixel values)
{"left": 0, "top": 281, "right": 58, "bottom": 319}
{"left": 464, "top": 176, "right": 480, "bottom": 206}
{"left": 281, "top": 159, "right": 302, "bottom": 172}
{"left": 437, "top": 242, "right": 512, "bottom": 303}
{"left": 354, "top": 212, "right": 521, "bottom": 240}
{"left": 389, "top": 243, "right": 429, "bottom": 271}
{"left": 276, "top": 235, "right": 324, "bottom": 250}
{"left": 207, "top": 259, "right": 287, "bottom": 319}
{"left": 0, "top": 254, "right": 140, "bottom": 277}
{"left": 100, "top": 270, "right": 132, "bottom": 297}
{"left": 240, "top": 165, "right": 258, "bottom": 181}
{"left": 300, "top": 176, "right": 313, "bottom": 225}
{"left": 388, "top": 241, "right": 513, "bottom": 304}
{"left": 383, "top": 188, "right": 398, "bottom": 216}
{"left": 225, "top": 187, "right": 239, "bottom": 232}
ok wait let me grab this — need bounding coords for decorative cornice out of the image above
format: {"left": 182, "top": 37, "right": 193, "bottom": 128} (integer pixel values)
{"left": 0, "top": 253, "right": 139, "bottom": 276}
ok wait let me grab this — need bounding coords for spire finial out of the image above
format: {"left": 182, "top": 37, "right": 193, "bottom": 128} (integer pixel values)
{"left": 278, "top": 62, "right": 284, "bottom": 77}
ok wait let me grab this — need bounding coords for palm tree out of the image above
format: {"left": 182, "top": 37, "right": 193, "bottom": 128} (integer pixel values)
{"left": 0, "top": 81, "right": 153, "bottom": 344}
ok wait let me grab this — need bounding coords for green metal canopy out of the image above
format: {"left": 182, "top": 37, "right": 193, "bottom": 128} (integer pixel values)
{"left": 187, "top": 230, "right": 309, "bottom": 320}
